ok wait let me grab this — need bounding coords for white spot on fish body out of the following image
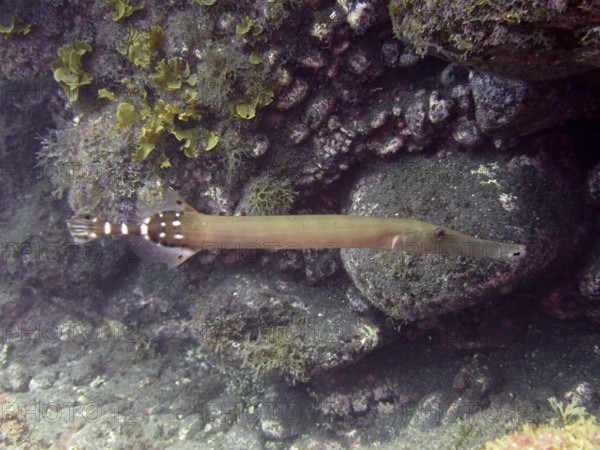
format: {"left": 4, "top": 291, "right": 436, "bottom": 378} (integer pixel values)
{"left": 104, "top": 222, "right": 111, "bottom": 235}
{"left": 172, "top": 220, "right": 181, "bottom": 227}
{"left": 140, "top": 223, "right": 149, "bottom": 235}
{"left": 121, "top": 223, "right": 129, "bottom": 235}
{"left": 390, "top": 234, "right": 401, "bottom": 250}
{"left": 174, "top": 234, "right": 184, "bottom": 240}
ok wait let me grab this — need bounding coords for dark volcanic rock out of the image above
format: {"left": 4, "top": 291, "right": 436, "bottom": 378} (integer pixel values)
{"left": 470, "top": 71, "right": 600, "bottom": 138}
{"left": 341, "top": 151, "right": 585, "bottom": 321}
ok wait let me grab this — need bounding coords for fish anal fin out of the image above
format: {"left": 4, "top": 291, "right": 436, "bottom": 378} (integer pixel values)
{"left": 130, "top": 237, "right": 198, "bottom": 269}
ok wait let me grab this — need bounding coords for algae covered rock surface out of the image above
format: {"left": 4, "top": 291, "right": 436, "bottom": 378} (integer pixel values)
{"left": 191, "top": 267, "right": 392, "bottom": 383}
{"left": 390, "top": 0, "right": 600, "bottom": 80}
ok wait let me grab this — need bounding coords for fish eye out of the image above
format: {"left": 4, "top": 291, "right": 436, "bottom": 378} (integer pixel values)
{"left": 434, "top": 228, "right": 446, "bottom": 241}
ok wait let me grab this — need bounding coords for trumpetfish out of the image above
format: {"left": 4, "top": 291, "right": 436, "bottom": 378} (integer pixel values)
{"left": 67, "top": 189, "right": 526, "bottom": 269}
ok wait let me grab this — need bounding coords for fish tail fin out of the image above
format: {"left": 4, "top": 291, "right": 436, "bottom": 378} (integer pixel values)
{"left": 67, "top": 214, "right": 102, "bottom": 244}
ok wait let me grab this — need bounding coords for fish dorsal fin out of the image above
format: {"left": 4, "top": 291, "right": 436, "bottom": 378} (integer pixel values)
{"left": 134, "top": 188, "right": 198, "bottom": 222}
{"left": 129, "top": 237, "right": 199, "bottom": 269}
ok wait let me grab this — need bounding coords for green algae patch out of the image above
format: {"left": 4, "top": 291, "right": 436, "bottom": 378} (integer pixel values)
{"left": 98, "top": 88, "right": 116, "bottom": 101}
{"left": 124, "top": 93, "right": 218, "bottom": 163}
{"left": 231, "top": 87, "right": 274, "bottom": 120}
{"left": 150, "top": 58, "right": 197, "bottom": 92}
{"left": 116, "top": 102, "right": 137, "bottom": 128}
{"left": 0, "top": 16, "right": 31, "bottom": 35}
{"left": 117, "top": 24, "right": 163, "bottom": 68}
{"left": 51, "top": 40, "right": 94, "bottom": 102}
{"left": 107, "top": 0, "right": 143, "bottom": 21}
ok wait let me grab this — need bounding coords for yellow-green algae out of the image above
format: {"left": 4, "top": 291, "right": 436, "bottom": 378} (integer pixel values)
{"left": 107, "top": 0, "right": 143, "bottom": 22}
{"left": 51, "top": 40, "right": 94, "bottom": 102}
{"left": 0, "top": 16, "right": 31, "bottom": 35}
{"left": 117, "top": 24, "right": 163, "bottom": 68}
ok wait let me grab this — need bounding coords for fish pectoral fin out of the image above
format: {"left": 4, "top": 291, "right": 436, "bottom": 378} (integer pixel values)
{"left": 130, "top": 237, "right": 198, "bottom": 269}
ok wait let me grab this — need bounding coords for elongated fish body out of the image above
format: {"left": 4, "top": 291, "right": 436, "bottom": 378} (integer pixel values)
{"left": 67, "top": 189, "right": 525, "bottom": 268}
